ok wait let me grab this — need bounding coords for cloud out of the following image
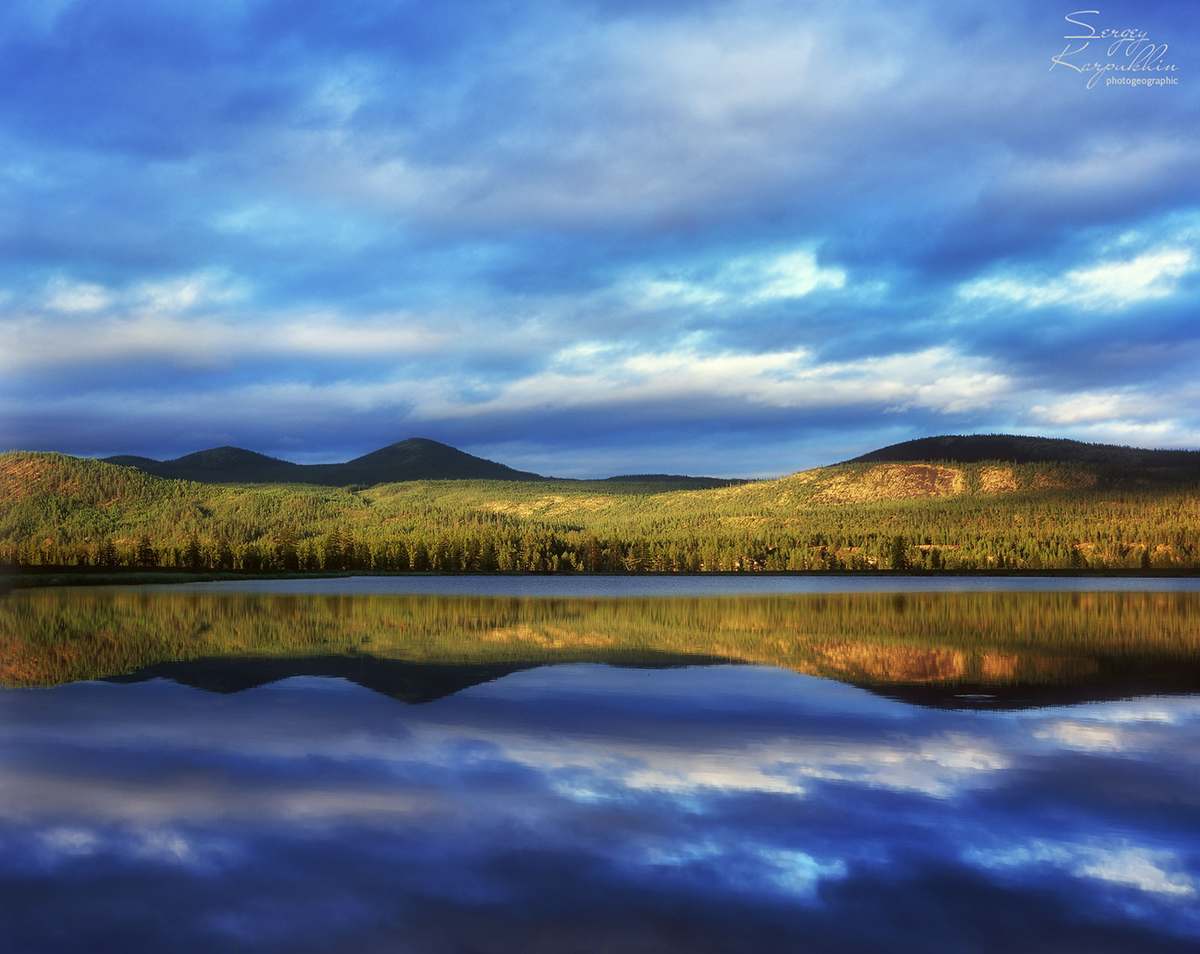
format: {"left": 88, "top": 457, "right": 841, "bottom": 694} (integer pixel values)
{"left": 626, "top": 247, "right": 848, "bottom": 310}
{"left": 960, "top": 247, "right": 1195, "bottom": 310}
{"left": 43, "top": 278, "right": 113, "bottom": 313}
{"left": 1, "top": 0, "right": 1199, "bottom": 467}
{"left": 405, "top": 344, "right": 1015, "bottom": 426}
{"left": 1, "top": 305, "right": 462, "bottom": 378}
{"left": 1028, "top": 391, "right": 1159, "bottom": 426}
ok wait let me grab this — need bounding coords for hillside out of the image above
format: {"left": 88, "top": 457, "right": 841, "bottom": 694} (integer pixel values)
{"left": 3, "top": 436, "right": 1199, "bottom": 574}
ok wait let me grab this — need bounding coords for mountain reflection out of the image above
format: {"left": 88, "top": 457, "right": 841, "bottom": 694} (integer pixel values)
{"left": 2, "top": 664, "right": 1198, "bottom": 953}
{"left": 4, "top": 587, "right": 1200, "bottom": 706}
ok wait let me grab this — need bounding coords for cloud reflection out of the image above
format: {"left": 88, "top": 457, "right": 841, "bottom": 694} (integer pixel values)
{"left": 1, "top": 665, "right": 1198, "bottom": 952}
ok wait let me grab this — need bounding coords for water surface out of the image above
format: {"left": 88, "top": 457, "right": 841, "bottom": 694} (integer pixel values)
{"left": 2, "top": 581, "right": 1198, "bottom": 952}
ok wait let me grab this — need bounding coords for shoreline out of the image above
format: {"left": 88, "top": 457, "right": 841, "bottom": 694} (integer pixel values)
{"left": 5, "top": 566, "right": 1200, "bottom": 591}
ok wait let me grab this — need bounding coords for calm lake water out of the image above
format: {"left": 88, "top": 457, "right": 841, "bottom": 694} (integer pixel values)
{"left": 2, "top": 576, "right": 1199, "bottom": 952}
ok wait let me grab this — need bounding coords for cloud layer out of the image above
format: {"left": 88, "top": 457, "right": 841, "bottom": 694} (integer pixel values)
{"left": 2, "top": 0, "right": 1198, "bottom": 475}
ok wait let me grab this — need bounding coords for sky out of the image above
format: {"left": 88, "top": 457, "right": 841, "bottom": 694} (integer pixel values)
{"left": 2, "top": 0, "right": 1198, "bottom": 477}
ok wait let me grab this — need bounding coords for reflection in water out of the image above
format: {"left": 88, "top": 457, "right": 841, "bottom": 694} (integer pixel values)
{"left": 1, "top": 666, "right": 1198, "bottom": 952}
{"left": 2, "top": 586, "right": 1199, "bottom": 951}
{"left": 4, "top": 587, "right": 1200, "bottom": 705}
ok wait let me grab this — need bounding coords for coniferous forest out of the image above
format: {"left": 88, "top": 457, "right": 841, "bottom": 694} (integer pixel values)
{"left": 3, "top": 440, "right": 1199, "bottom": 579}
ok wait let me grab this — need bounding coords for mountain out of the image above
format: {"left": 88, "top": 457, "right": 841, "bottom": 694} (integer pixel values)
{"left": 101, "top": 433, "right": 1200, "bottom": 489}
{"left": 108, "top": 446, "right": 309, "bottom": 483}
{"left": 309, "top": 439, "right": 544, "bottom": 484}
{"left": 845, "top": 434, "right": 1200, "bottom": 473}
{"left": 101, "top": 438, "right": 544, "bottom": 485}
{"left": 98, "top": 438, "right": 746, "bottom": 487}
{"left": 5, "top": 432, "right": 1200, "bottom": 574}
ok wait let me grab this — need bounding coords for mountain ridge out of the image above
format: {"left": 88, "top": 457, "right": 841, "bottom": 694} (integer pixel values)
{"left": 92, "top": 433, "right": 1200, "bottom": 487}
{"left": 844, "top": 434, "right": 1200, "bottom": 472}
{"left": 96, "top": 438, "right": 747, "bottom": 487}
{"left": 100, "top": 437, "right": 546, "bottom": 485}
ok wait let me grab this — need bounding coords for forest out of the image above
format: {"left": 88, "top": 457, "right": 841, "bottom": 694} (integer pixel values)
{"left": 2, "top": 450, "right": 1199, "bottom": 576}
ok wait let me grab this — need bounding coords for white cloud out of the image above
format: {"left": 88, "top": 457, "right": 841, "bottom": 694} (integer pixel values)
{"left": 41, "top": 270, "right": 245, "bottom": 318}
{"left": 131, "top": 271, "right": 246, "bottom": 313}
{"left": 636, "top": 279, "right": 725, "bottom": 308}
{"left": 1068, "top": 249, "right": 1194, "bottom": 305}
{"left": 409, "top": 344, "right": 1014, "bottom": 421}
{"left": 749, "top": 250, "right": 847, "bottom": 301}
{"left": 0, "top": 307, "right": 458, "bottom": 374}
{"left": 627, "top": 247, "right": 847, "bottom": 310}
{"left": 1029, "top": 417, "right": 1200, "bottom": 449}
{"left": 44, "top": 278, "right": 113, "bottom": 313}
{"left": 1029, "top": 391, "right": 1157, "bottom": 426}
{"left": 959, "top": 247, "right": 1194, "bottom": 310}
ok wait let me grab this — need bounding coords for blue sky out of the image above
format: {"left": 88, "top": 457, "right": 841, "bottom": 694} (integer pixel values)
{"left": 2, "top": 0, "right": 1198, "bottom": 477}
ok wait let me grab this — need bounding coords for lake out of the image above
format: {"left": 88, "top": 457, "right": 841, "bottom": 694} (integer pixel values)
{"left": 2, "top": 577, "right": 1199, "bottom": 952}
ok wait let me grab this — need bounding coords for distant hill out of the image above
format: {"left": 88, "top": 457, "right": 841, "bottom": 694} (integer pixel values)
{"left": 845, "top": 434, "right": 1200, "bottom": 473}
{"left": 40, "top": 431, "right": 1200, "bottom": 490}
{"left": 104, "top": 447, "right": 309, "bottom": 483}
{"left": 101, "top": 438, "right": 545, "bottom": 485}
{"left": 97, "top": 438, "right": 747, "bottom": 487}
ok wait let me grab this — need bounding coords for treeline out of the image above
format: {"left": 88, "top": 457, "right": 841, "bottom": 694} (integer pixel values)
{"left": 8, "top": 521, "right": 1192, "bottom": 574}
{"left": 3, "top": 451, "right": 1200, "bottom": 574}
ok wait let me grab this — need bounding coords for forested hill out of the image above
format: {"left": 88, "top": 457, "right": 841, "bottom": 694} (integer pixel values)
{"left": 3, "top": 440, "right": 1200, "bottom": 574}
{"left": 102, "top": 438, "right": 545, "bottom": 485}
{"left": 99, "top": 434, "right": 1200, "bottom": 488}
{"left": 846, "top": 435, "right": 1200, "bottom": 473}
